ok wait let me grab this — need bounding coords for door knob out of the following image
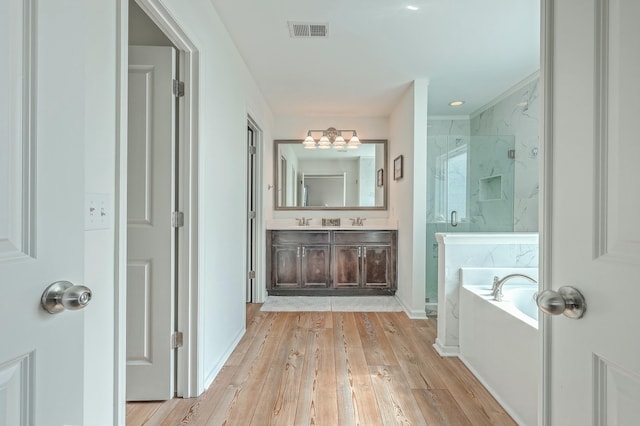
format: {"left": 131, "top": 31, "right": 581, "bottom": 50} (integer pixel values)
{"left": 536, "top": 286, "right": 586, "bottom": 319}
{"left": 41, "top": 281, "right": 92, "bottom": 314}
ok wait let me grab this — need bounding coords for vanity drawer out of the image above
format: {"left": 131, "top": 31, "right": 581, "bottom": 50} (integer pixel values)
{"left": 334, "top": 231, "right": 393, "bottom": 245}
{"left": 271, "top": 230, "right": 330, "bottom": 245}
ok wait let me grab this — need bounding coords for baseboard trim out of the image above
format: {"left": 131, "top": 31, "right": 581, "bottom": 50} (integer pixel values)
{"left": 433, "top": 339, "right": 459, "bottom": 357}
{"left": 395, "top": 295, "right": 427, "bottom": 319}
{"left": 425, "top": 302, "right": 437, "bottom": 316}
{"left": 202, "top": 326, "right": 245, "bottom": 391}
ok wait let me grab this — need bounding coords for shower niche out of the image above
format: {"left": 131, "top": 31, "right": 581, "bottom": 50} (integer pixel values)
{"left": 479, "top": 175, "right": 503, "bottom": 201}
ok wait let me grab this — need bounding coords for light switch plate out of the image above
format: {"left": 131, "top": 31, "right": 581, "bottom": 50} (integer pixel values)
{"left": 85, "top": 193, "right": 111, "bottom": 230}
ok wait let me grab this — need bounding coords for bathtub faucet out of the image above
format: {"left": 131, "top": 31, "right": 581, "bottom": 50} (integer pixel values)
{"left": 491, "top": 274, "right": 537, "bottom": 302}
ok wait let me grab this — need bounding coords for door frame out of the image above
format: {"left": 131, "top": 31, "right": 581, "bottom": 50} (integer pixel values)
{"left": 539, "top": 0, "right": 553, "bottom": 424}
{"left": 115, "top": 0, "right": 200, "bottom": 422}
{"left": 248, "top": 114, "right": 267, "bottom": 303}
{"left": 246, "top": 115, "right": 265, "bottom": 303}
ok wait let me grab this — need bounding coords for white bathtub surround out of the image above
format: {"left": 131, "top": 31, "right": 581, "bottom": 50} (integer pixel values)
{"left": 458, "top": 267, "right": 539, "bottom": 426}
{"left": 434, "top": 233, "right": 538, "bottom": 356}
{"left": 460, "top": 267, "right": 539, "bottom": 326}
{"left": 260, "top": 296, "right": 403, "bottom": 312}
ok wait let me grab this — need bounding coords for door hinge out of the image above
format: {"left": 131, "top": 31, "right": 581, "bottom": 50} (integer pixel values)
{"left": 249, "top": 146, "right": 257, "bottom": 155}
{"left": 249, "top": 211, "right": 256, "bottom": 219}
{"left": 171, "top": 331, "right": 183, "bottom": 349}
{"left": 172, "top": 211, "right": 184, "bottom": 228}
{"left": 248, "top": 270, "right": 256, "bottom": 279}
{"left": 173, "top": 79, "right": 185, "bottom": 97}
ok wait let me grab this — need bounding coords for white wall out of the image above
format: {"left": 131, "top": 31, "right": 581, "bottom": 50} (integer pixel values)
{"left": 389, "top": 80, "right": 428, "bottom": 318}
{"left": 269, "top": 111, "right": 428, "bottom": 317}
{"left": 151, "top": 0, "right": 275, "bottom": 392}
{"left": 270, "top": 96, "right": 427, "bottom": 318}
{"left": 83, "top": 1, "right": 117, "bottom": 424}
{"left": 82, "top": 0, "right": 275, "bottom": 423}
{"left": 129, "top": 1, "right": 173, "bottom": 46}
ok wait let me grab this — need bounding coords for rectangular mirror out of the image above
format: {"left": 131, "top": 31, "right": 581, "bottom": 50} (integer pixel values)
{"left": 274, "top": 139, "right": 387, "bottom": 210}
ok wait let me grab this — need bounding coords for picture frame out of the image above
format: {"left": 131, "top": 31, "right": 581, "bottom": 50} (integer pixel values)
{"left": 376, "top": 168, "right": 384, "bottom": 187}
{"left": 394, "top": 155, "right": 403, "bottom": 180}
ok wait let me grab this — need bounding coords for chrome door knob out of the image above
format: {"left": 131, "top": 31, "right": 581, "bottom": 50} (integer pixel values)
{"left": 41, "top": 281, "right": 92, "bottom": 314}
{"left": 536, "top": 286, "right": 586, "bottom": 319}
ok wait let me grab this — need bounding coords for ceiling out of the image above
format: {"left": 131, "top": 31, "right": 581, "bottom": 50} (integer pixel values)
{"left": 209, "top": 0, "right": 540, "bottom": 117}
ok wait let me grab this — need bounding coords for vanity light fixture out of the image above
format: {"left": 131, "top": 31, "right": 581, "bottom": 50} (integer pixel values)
{"left": 449, "top": 100, "right": 465, "bottom": 107}
{"left": 407, "top": 5, "right": 420, "bottom": 11}
{"left": 302, "top": 127, "right": 360, "bottom": 150}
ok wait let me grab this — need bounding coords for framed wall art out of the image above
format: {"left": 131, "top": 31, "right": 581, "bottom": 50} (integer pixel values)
{"left": 394, "top": 155, "right": 403, "bottom": 180}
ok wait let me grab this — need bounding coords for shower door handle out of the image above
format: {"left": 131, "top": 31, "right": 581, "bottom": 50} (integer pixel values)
{"left": 450, "top": 210, "right": 458, "bottom": 227}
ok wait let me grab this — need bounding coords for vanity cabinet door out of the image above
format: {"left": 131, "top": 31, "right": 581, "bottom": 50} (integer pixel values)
{"left": 363, "top": 245, "right": 391, "bottom": 288}
{"left": 334, "top": 245, "right": 361, "bottom": 288}
{"left": 272, "top": 245, "right": 300, "bottom": 288}
{"left": 300, "top": 245, "right": 331, "bottom": 288}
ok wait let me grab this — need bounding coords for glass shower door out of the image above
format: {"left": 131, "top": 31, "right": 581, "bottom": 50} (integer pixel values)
{"left": 425, "top": 135, "right": 515, "bottom": 305}
{"left": 426, "top": 135, "right": 469, "bottom": 304}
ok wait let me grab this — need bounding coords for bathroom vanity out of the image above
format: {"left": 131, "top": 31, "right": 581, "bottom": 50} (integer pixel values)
{"left": 266, "top": 229, "right": 397, "bottom": 295}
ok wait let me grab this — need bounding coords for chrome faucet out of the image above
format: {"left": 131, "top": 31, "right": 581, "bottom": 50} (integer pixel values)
{"left": 296, "top": 217, "right": 311, "bottom": 226}
{"left": 350, "top": 217, "right": 366, "bottom": 226}
{"left": 491, "top": 273, "right": 537, "bottom": 301}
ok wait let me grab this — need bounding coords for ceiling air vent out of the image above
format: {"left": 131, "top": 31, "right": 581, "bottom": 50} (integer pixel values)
{"left": 288, "top": 22, "right": 329, "bottom": 38}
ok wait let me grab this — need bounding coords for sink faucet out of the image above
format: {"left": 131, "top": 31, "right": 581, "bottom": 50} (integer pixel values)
{"left": 350, "top": 217, "right": 366, "bottom": 226}
{"left": 491, "top": 273, "right": 537, "bottom": 301}
{"left": 296, "top": 217, "right": 311, "bottom": 226}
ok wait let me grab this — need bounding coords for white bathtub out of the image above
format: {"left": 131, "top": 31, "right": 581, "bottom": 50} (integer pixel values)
{"left": 459, "top": 268, "right": 539, "bottom": 426}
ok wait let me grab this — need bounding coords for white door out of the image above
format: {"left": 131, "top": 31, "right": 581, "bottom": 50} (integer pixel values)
{"left": 543, "top": 0, "right": 640, "bottom": 423}
{"left": 0, "top": 1, "right": 86, "bottom": 424}
{"left": 126, "top": 45, "right": 177, "bottom": 401}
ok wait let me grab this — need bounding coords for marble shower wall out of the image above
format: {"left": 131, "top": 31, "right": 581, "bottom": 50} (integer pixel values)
{"left": 467, "top": 135, "right": 515, "bottom": 231}
{"left": 425, "top": 75, "right": 540, "bottom": 303}
{"left": 470, "top": 75, "right": 540, "bottom": 232}
{"left": 428, "top": 75, "right": 540, "bottom": 233}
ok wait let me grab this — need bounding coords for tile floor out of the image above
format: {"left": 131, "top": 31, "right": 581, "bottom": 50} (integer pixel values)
{"left": 260, "top": 295, "right": 403, "bottom": 312}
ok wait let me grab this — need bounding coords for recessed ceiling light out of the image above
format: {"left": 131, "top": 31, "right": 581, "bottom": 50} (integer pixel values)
{"left": 449, "top": 100, "right": 465, "bottom": 107}
{"left": 407, "top": 5, "right": 419, "bottom": 11}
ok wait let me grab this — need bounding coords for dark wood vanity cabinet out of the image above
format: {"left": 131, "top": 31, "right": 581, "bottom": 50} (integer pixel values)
{"left": 334, "top": 231, "right": 396, "bottom": 290}
{"left": 269, "top": 231, "right": 331, "bottom": 289}
{"left": 267, "top": 230, "right": 397, "bottom": 295}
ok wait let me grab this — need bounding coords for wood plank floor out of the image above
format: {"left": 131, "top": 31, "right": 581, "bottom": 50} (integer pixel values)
{"left": 127, "top": 304, "right": 515, "bottom": 425}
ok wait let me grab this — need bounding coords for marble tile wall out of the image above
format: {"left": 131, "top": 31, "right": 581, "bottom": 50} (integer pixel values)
{"left": 467, "top": 135, "right": 515, "bottom": 231}
{"left": 470, "top": 76, "right": 540, "bottom": 232}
